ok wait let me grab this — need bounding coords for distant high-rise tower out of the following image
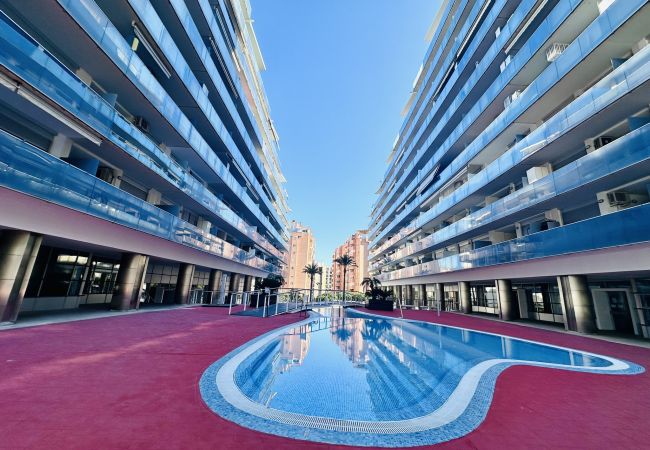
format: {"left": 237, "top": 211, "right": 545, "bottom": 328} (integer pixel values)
{"left": 284, "top": 221, "right": 316, "bottom": 289}
{"left": 332, "top": 230, "right": 369, "bottom": 292}
{"left": 317, "top": 262, "right": 332, "bottom": 291}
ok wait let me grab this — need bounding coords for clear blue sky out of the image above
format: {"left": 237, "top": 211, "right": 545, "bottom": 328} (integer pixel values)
{"left": 251, "top": 0, "right": 442, "bottom": 262}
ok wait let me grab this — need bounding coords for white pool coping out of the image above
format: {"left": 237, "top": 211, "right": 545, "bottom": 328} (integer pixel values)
{"left": 212, "top": 310, "right": 636, "bottom": 434}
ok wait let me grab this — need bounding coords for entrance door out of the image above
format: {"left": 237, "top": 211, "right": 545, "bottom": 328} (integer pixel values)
{"left": 608, "top": 291, "right": 634, "bottom": 334}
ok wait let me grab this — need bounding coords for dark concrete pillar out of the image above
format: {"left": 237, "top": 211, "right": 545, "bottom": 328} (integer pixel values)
{"left": 208, "top": 269, "right": 222, "bottom": 292}
{"left": 420, "top": 284, "right": 427, "bottom": 309}
{"left": 174, "top": 263, "right": 195, "bottom": 305}
{"left": 229, "top": 273, "right": 241, "bottom": 293}
{"left": 435, "top": 283, "right": 444, "bottom": 310}
{"left": 0, "top": 231, "right": 42, "bottom": 323}
{"left": 227, "top": 273, "right": 241, "bottom": 304}
{"left": 111, "top": 253, "right": 149, "bottom": 311}
{"left": 243, "top": 275, "right": 253, "bottom": 292}
{"left": 459, "top": 281, "right": 472, "bottom": 314}
{"left": 559, "top": 275, "right": 596, "bottom": 333}
{"left": 496, "top": 279, "right": 517, "bottom": 321}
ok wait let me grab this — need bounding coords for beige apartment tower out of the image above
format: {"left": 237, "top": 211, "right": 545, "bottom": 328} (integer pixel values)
{"left": 284, "top": 221, "right": 316, "bottom": 289}
{"left": 332, "top": 230, "right": 369, "bottom": 292}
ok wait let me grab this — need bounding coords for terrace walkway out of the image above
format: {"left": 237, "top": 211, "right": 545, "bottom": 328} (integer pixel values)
{"left": 0, "top": 306, "right": 649, "bottom": 449}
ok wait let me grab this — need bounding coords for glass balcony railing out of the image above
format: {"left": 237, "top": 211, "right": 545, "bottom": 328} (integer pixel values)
{"left": 376, "top": 122, "right": 650, "bottom": 268}
{"left": 377, "top": 202, "right": 650, "bottom": 282}
{"left": 371, "top": 0, "right": 647, "bottom": 248}
{"left": 57, "top": 0, "right": 285, "bottom": 232}
{"left": 375, "top": 0, "right": 529, "bottom": 214}
{"left": 0, "top": 129, "right": 281, "bottom": 274}
{"left": 0, "top": 9, "right": 286, "bottom": 253}
{"left": 372, "top": 0, "right": 585, "bottom": 238}
{"left": 381, "top": 0, "right": 473, "bottom": 184}
{"left": 195, "top": 0, "right": 285, "bottom": 196}
{"left": 371, "top": 35, "right": 650, "bottom": 259}
{"left": 129, "top": 0, "right": 283, "bottom": 208}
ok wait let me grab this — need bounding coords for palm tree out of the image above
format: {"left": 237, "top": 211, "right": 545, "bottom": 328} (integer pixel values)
{"left": 302, "top": 263, "right": 321, "bottom": 303}
{"left": 334, "top": 254, "right": 355, "bottom": 303}
{"left": 361, "top": 277, "right": 382, "bottom": 293}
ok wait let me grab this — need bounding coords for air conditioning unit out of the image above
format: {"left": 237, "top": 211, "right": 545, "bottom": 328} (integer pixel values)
{"left": 135, "top": 116, "right": 150, "bottom": 133}
{"left": 607, "top": 192, "right": 631, "bottom": 206}
{"left": 594, "top": 136, "right": 614, "bottom": 149}
{"left": 503, "top": 90, "right": 522, "bottom": 109}
{"left": 545, "top": 43, "right": 569, "bottom": 62}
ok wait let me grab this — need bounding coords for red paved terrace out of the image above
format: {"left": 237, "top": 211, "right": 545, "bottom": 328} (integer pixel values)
{"left": 1, "top": 306, "right": 649, "bottom": 449}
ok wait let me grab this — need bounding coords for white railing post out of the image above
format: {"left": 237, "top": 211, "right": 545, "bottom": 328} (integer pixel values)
{"left": 228, "top": 292, "right": 233, "bottom": 315}
{"left": 243, "top": 292, "right": 248, "bottom": 311}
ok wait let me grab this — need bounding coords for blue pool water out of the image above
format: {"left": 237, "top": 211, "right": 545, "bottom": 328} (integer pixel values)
{"left": 200, "top": 309, "right": 643, "bottom": 447}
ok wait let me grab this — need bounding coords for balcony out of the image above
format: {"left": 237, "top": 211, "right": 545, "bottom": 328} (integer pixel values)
{"left": 372, "top": 0, "right": 650, "bottom": 249}
{"left": 54, "top": 0, "right": 285, "bottom": 232}
{"left": 0, "top": 10, "right": 285, "bottom": 257}
{"left": 378, "top": 202, "right": 650, "bottom": 282}
{"left": 378, "top": 122, "right": 650, "bottom": 267}
{"left": 0, "top": 129, "right": 280, "bottom": 274}
{"left": 372, "top": 0, "right": 646, "bottom": 243}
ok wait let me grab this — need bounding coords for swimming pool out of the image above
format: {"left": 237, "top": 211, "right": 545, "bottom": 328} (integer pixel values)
{"left": 200, "top": 308, "right": 643, "bottom": 447}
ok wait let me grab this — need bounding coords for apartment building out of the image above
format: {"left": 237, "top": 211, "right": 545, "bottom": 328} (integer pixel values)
{"left": 0, "top": 0, "right": 289, "bottom": 322}
{"left": 332, "top": 230, "right": 369, "bottom": 292}
{"left": 284, "top": 220, "right": 316, "bottom": 289}
{"left": 369, "top": 0, "right": 650, "bottom": 338}
{"left": 318, "top": 263, "right": 332, "bottom": 291}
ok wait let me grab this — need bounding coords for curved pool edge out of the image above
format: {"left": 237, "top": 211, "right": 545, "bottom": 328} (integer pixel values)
{"left": 348, "top": 308, "right": 647, "bottom": 372}
{"left": 199, "top": 308, "right": 644, "bottom": 448}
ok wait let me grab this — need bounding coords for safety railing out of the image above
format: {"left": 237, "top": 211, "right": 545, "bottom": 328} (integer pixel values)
{"left": 219, "top": 288, "right": 367, "bottom": 317}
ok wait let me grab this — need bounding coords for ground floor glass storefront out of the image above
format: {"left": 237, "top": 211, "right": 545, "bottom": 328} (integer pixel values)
{"left": 471, "top": 285, "right": 499, "bottom": 315}
{"left": 515, "top": 283, "right": 564, "bottom": 325}
{"left": 389, "top": 275, "right": 650, "bottom": 340}
{"left": 23, "top": 247, "right": 120, "bottom": 312}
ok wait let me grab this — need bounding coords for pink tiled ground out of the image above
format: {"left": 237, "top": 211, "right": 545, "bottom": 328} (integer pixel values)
{"left": 1, "top": 306, "right": 649, "bottom": 449}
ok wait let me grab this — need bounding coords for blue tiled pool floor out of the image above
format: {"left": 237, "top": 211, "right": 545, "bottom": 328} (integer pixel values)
{"left": 199, "top": 309, "right": 643, "bottom": 447}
